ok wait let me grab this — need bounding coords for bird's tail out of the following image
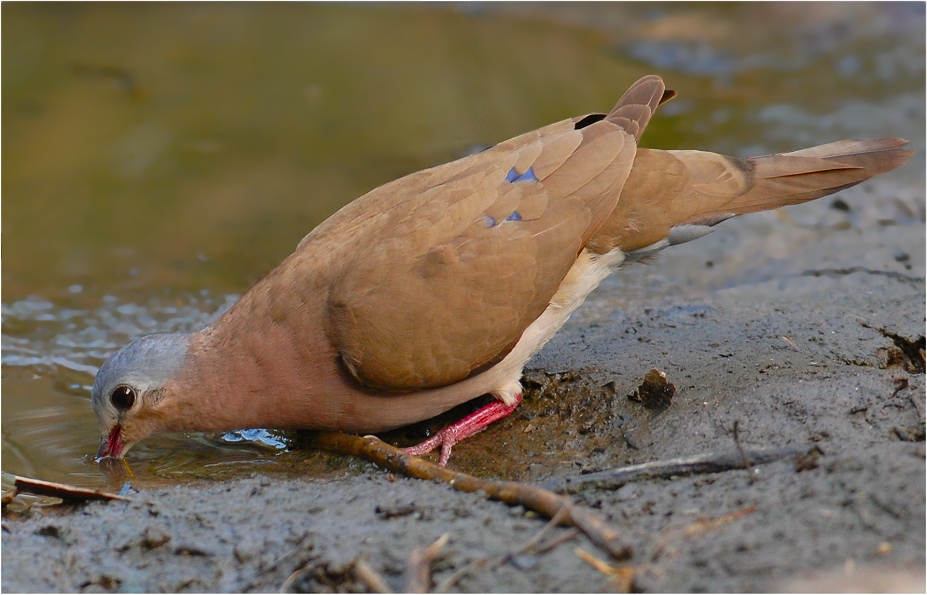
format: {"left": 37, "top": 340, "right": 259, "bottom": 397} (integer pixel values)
{"left": 588, "top": 138, "right": 914, "bottom": 255}
{"left": 712, "top": 138, "right": 913, "bottom": 216}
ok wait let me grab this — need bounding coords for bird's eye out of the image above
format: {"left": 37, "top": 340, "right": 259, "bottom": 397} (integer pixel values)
{"left": 110, "top": 386, "right": 136, "bottom": 411}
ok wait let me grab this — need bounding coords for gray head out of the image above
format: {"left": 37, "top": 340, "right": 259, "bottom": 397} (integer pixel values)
{"left": 92, "top": 332, "right": 191, "bottom": 459}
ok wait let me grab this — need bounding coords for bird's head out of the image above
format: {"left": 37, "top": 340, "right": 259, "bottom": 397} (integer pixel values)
{"left": 91, "top": 333, "right": 191, "bottom": 460}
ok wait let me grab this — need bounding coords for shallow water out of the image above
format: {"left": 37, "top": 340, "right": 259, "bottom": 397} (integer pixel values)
{"left": 3, "top": 3, "right": 924, "bottom": 488}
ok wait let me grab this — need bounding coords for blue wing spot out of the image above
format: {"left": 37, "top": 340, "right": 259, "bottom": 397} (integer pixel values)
{"left": 505, "top": 166, "right": 538, "bottom": 183}
{"left": 506, "top": 211, "right": 522, "bottom": 222}
{"left": 515, "top": 167, "right": 538, "bottom": 183}
{"left": 483, "top": 214, "right": 497, "bottom": 228}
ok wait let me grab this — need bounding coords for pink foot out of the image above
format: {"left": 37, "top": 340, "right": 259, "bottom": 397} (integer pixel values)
{"left": 404, "top": 393, "right": 523, "bottom": 466}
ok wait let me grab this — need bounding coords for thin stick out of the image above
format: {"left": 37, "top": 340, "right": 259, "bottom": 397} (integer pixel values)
{"left": 433, "top": 559, "right": 487, "bottom": 594}
{"left": 730, "top": 421, "right": 756, "bottom": 484}
{"left": 278, "top": 567, "right": 305, "bottom": 593}
{"left": 245, "top": 533, "right": 313, "bottom": 592}
{"left": 512, "top": 504, "right": 571, "bottom": 556}
{"left": 13, "top": 475, "right": 131, "bottom": 503}
{"left": 575, "top": 547, "right": 636, "bottom": 593}
{"left": 403, "top": 533, "right": 449, "bottom": 593}
{"left": 535, "top": 528, "right": 580, "bottom": 554}
{"left": 540, "top": 445, "right": 810, "bottom": 493}
{"left": 648, "top": 504, "right": 758, "bottom": 562}
{"left": 433, "top": 500, "right": 577, "bottom": 593}
{"left": 353, "top": 558, "right": 393, "bottom": 594}
{"left": 308, "top": 432, "right": 632, "bottom": 560}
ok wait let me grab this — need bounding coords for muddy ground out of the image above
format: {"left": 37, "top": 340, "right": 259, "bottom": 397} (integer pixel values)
{"left": 3, "top": 175, "right": 924, "bottom": 593}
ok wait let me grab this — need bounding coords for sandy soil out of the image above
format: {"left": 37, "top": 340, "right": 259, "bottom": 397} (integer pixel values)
{"left": 3, "top": 175, "right": 924, "bottom": 593}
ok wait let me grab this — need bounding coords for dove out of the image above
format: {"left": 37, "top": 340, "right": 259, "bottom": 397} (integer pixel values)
{"left": 92, "top": 75, "right": 913, "bottom": 466}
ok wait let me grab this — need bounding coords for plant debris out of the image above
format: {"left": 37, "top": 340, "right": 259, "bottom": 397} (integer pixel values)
{"left": 403, "top": 533, "right": 449, "bottom": 593}
{"left": 541, "top": 445, "right": 811, "bottom": 493}
{"left": 12, "top": 476, "right": 131, "bottom": 503}
{"left": 308, "top": 432, "right": 632, "bottom": 560}
{"left": 575, "top": 547, "right": 636, "bottom": 592}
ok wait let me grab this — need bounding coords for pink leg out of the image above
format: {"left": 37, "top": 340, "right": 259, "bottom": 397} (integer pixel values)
{"left": 404, "top": 393, "right": 523, "bottom": 466}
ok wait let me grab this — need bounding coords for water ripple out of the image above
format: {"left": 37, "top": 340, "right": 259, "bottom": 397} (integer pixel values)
{"left": 2, "top": 292, "right": 239, "bottom": 380}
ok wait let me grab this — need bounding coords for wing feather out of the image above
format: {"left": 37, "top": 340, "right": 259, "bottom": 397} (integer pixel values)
{"left": 323, "top": 76, "right": 668, "bottom": 390}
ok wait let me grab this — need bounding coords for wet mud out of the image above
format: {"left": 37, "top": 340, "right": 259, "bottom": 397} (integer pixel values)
{"left": 4, "top": 178, "right": 925, "bottom": 592}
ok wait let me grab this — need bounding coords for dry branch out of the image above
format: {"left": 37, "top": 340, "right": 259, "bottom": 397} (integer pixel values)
{"left": 12, "top": 475, "right": 131, "bottom": 503}
{"left": 308, "top": 432, "right": 632, "bottom": 560}
{"left": 540, "top": 445, "right": 811, "bottom": 493}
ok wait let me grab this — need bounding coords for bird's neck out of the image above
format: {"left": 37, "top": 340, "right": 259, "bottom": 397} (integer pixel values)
{"left": 169, "top": 292, "right": 348, "bottom": 433}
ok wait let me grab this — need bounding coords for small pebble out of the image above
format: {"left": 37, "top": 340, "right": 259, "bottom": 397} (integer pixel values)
{"left": 141, "top": 526, "right": 171, "bottom": 549}
{"left": 830, "top": 198, "right": 851, "bottom": 211}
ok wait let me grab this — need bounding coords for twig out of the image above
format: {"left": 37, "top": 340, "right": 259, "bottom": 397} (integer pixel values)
{"left": 511, "top": 504, "right": 571, "bottom": 556}
{"left": 13, "top": 475, "right": 131, "bottom": 503}
{"left": 540, "top": 445, "right": 810, "bottom": 493}
{"left": 433, "top": 559, "right": 488, "bottom": 594}
{"left": 353, "top": 558, "right": 393, "bottom": 594}
{"left": 403, "top": 533, "right": 449, "bottom": 593}
{"left": 308, "top": 432, "right": 632, "bottom": 560}
{"left": 575, "top": 548, "right": 635, "bottom": 593}
{"left": 278, "top": 567, "right": 305, "bottom": 594}
{"left": 684, "top": 505, "right": 757, "bottom": 537}
{"left": 432, "top": 501, "right": 578, "bottom": 593}
{"left": 648, "top": 505, "right": 758, "bottom": 562}
{"left": 243, "top": 534, "right": 314, "bottom": 592}
{"left": 536, "top": 528, "right": 579, "bottom": 554}
{"left": 730, "top": 421, "right": 756, "bottom": 484}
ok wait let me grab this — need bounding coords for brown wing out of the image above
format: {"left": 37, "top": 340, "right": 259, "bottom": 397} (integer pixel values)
{"left": 325, "top": 76, "right": 668, "bottom": 391}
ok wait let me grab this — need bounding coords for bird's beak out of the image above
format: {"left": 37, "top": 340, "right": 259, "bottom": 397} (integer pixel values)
{"left": 96, "top": 425, "right": 125, "bottom": 460}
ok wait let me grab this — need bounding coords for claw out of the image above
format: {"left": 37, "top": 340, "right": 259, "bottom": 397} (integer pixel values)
{"left": 403, "top": 393, "right": 523, "bottom": 466}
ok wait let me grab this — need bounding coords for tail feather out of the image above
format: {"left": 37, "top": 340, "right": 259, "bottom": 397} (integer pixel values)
{"left": 732, "top": 138, "right": 915, "bottom": 214}
{"left": 588, "top": 138, "right": 914, "bottom": 255}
